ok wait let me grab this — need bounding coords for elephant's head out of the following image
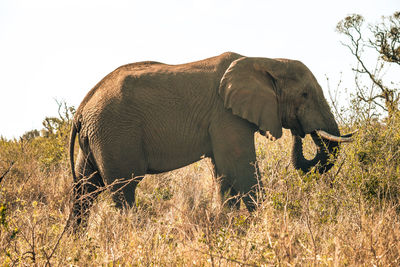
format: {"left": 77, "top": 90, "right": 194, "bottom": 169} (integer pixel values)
{"left": 219, "top": 57, "right": 352, "bottom": 174}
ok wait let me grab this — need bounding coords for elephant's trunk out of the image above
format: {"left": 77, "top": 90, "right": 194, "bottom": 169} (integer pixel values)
{"left": 291, "top": 132, "right": 340, "bottom": 174}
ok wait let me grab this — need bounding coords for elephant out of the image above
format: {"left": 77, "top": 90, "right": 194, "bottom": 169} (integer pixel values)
{"left": 69, "top": 52, "right": 352, "bottom": 226}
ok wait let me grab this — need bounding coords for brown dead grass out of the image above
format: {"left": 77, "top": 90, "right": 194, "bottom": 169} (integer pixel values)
{"left": 1, "top": 127, "right": 400, "bottom": 266}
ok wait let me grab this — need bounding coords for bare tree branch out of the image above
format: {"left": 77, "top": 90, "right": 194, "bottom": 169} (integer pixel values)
{"left": 337, "top": 12, "right": 400, "bottom": 119}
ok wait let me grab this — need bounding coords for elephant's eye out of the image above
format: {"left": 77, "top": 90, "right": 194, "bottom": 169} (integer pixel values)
{"left": 301, "top": 92, "right": 308, "bottom": 99}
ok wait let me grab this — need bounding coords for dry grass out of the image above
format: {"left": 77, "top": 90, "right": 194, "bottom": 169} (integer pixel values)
{"left": 1, "top": 121, "right": 400, "bottom": 265}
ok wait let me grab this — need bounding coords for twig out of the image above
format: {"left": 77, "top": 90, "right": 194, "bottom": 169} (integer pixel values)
{"left": 186, "top": 245, "right": 260, "bottom": 267}
{"left": 304, "top": 198, "right": 318, "bottom": 264}
{"left": 0, "top": 161, "right": 15, "bottom": 184}
{"left": 332, "top": 158, "right": 346, "bottom": 182}
{"left": 44, "top": 216, "right": 71, "bottom": 266}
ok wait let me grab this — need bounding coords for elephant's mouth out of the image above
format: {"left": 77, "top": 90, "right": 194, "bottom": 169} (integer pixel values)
{"left": 291, "top": 128, "right": 305, "bottom": 138}
{"left": 290, "top": 117, "right": 306, "bottom": 138}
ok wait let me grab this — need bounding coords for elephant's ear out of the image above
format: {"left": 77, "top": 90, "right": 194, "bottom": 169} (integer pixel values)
{"left": 219, "top": 57, "right": 283, "bottom": 139}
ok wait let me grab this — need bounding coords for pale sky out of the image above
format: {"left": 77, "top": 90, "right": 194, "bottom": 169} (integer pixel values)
{"left": 0, "top": 0, "right": 398, "bottom": 139}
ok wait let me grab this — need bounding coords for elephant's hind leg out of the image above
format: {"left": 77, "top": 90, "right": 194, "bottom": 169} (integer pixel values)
{"left": 72, "top": 149, "right": 105, "bottom": 229}
{"left": 100, "top": 145, "right": 147, "bottom": 209}
{"left": 109, "top": 173, "right": 143, "bottom": 210}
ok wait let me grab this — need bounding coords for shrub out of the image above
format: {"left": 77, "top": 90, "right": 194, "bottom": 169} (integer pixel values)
{"left": 0, "top": 103, "right": 399, "bottom": 265}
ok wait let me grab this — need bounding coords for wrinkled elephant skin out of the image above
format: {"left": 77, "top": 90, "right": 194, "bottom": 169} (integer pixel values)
{"left": 70, "top": 52, "right": 345, "bottom": 227}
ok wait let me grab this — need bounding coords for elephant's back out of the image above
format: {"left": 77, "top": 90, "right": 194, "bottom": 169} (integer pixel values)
{"left": 74, "top": 52, "right": 243, "bottom": 138}
{"left": 76, "top": 61, "right": 163, "bottom": 111}
{"left": 76, "top": 52, "right": 243, "bottom": 116}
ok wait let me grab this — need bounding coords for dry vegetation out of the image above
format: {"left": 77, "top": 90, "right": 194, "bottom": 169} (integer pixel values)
{"left": 1, "top": 102, "right": 400, "bottom": 266}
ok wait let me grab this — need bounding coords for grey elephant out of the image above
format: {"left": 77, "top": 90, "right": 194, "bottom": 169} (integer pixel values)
{"left": 69, "top": 52, "right": 352, "bottom": 226}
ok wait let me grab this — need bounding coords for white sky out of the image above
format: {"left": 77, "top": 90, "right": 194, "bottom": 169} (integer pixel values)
{"left": 0, "top": 0, "right": 398, "bottom": 139}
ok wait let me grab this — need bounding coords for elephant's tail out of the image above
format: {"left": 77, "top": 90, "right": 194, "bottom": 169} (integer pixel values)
{"left": 69, "top": 120, "right": 80, "bottom": 182}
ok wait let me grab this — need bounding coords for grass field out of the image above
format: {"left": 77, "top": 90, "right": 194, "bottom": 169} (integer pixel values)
{"left": 1, "top": 108, "right": 400, "bottom": 266}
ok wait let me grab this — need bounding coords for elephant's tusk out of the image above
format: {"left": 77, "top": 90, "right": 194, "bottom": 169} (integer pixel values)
{"left": 316, "top": 130, "right": 354, "bottom": 142}
{"left": 340, "top": 129, "right": 359, "bottom": 138}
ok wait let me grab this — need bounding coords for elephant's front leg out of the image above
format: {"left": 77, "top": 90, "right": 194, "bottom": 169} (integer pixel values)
{"left": 218, "top": 176, "right": 241, "bottom": 209}
{"left": 210, "top": 118, "right": 262, "bottom": 211}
